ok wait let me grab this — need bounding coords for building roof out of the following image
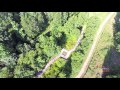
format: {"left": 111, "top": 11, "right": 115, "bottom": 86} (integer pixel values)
{"left": 60, "top": 48, "right": 71, "bottom": 59}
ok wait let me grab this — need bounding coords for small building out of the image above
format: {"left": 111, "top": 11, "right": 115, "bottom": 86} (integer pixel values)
{"left": 60, "top": 48, "right": 71, "bottom": 59}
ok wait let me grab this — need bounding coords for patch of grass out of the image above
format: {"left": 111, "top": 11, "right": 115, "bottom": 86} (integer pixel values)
{"left": 89, "top": 12, "right": 109, "bottom": 22}
{"left": 41, "top": 58, "right": 66, "bottom": 78}
{"left": 84, "top": 14, "right": 115, "bottom": 78}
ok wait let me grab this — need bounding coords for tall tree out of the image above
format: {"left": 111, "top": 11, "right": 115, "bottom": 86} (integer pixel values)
{"left": 20, "top": 12, "right": 45, "bottom": 39}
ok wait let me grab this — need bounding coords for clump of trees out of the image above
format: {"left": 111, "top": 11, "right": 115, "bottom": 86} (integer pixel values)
{"left": 41, "top": 13, "right": 101, "bottom": 78}
{"left": 114, "top": 13, "right": 120, "bottom": 53}
{"left": 106, "top": 12, "right": 120, "bottom": 78}
{"left": 0, "top": 12, "right": 101, "bottom": 78}
{"left": 115, "top": 32, "right": 120, "bottom": 52}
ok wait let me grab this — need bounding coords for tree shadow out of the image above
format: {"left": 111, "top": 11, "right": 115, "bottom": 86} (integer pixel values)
{"left": 56, "top": 58, "right": 72, "bottom": 78}
{"left": 56, "top": 32, "right": 67, "bottom": 47}
{"left": 63, "top": 58, "right": 72, "bottom": 78}
{"left": 102, "top": 12, "right": 120, "bottom": 78}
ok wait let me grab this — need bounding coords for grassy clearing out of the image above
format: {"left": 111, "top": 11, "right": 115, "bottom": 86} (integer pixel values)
{"left": 89, "top": 12, "right": 110, "bottom": 22}
{"left": 84, "top": 14, "right": 115, "bottom": 78}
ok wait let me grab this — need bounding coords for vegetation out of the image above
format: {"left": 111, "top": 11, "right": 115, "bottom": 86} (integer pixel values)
{"left": 41, "top": 13, "right": 109, "bottom": 78}
{"left": 0, "top": 12, "right": 108, "bottom": 78}
{"left": 100, "top": 12, "right": 120, "bottom": 78}
{"left": 106, "top": 74, "right": 120, "bottom": 78}
{"left": 84, "top": 12, "right": 120, "bottom": 78}
{"left": 84, "top": 14, "right": 114, "bottom": 78}
{"left": 105, "top": 12, "right": 120, "bottom": 78}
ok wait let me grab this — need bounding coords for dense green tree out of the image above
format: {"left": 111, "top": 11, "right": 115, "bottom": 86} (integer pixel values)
{"left": 14, "top": 50, "right": 37, "bottom": 78}
{"left": 115, "top": 32, "right": 120, "bottom": 44}
{"left": 42, "top": 58, "right": 66, "bottom": 78}
{"left": 116, "top": 45, "right": 120, "bottom": 52}
{"left": 0, "top": 43, "right": 16, "bottom": 78}
{"left": 0, "top": 67, "right": 9, "bottom": 78}
{"left": 0, "top": 12, "right": 103, "bottom": 78}
{"left": 115, "top": 19, "right": 120, "bottom": 53}
{"left": 20, "top": 12, "right": 45, "bottom": 39}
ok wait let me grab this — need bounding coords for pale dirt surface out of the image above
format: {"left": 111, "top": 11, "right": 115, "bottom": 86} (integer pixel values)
{"left": 84, "top": 13, "right": 116, "bottom": 78}
{"left": 76, "top": 12, "right": 116, "bottom": 78}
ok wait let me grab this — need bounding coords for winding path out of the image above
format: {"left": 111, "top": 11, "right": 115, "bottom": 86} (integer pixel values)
{"left": 37, "top": 26, "right": 85, "bottom": 78}
{"left": 76, "top": 12, "right": 116, "bottom": 78}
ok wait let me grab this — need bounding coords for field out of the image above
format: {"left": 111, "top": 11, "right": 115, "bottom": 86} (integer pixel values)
{"left": 88, "top": 12, "right": 109, "bottom": 21}
{"left": 84, "top": 13, "right": 116, "bottom": 78}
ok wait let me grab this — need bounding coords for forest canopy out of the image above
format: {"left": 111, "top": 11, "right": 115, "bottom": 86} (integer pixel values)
{"left": 0, "top": 12, "right": 102, "bottom": 78}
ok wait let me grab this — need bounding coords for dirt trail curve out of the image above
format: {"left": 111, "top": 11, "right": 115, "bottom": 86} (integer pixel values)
{"left": 70, "top": 28, "right": 85, "bottom": 52}
{"left": 41, "top": 55, "right": 60, "bottom": 75}
{"left": 76, "top": 12, "right": 116, "bottom": 78}
{"left": 38, "top": 26, "right": 85, "bottom": 78}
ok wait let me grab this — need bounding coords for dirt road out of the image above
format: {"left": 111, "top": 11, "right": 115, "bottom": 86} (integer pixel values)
{"left": 76, "top": 12, "right": 116, "bottom": 78}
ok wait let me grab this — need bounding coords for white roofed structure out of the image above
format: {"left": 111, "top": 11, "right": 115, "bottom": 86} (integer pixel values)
{"left": 60, "top": 48, "right": 71, "bottom": 59}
